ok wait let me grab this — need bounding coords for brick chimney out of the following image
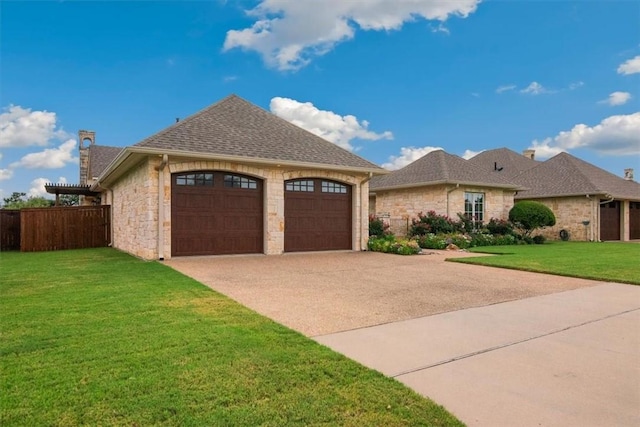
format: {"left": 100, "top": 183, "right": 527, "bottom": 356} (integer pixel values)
{"left": 522, "top": 149, "right": 535, "bottom": 160}
{"left": 624, "top": 168, "right": 634, "bottom": 181}
{"left": 78, "top": 130, "right": 95, "bottom": 186}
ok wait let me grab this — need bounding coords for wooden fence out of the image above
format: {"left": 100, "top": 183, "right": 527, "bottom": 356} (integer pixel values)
{"left": 0, "top": 210, "right": 21, "bottom": 251}
{"left": 0, "top": 206, "right": 111, "bottom": 252}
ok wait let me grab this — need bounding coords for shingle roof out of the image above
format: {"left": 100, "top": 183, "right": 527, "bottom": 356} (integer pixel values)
{"left": 514, "top": 152, "right": 640, "bottom": 200}
{"left": 89, "top": 145, "right": 124, "bottom": 179}
{"left": 133, "top": 94, "right": 383, "bottom": 171}
{"left": 467, "top": 147, "right": 539, "bottom": 179}
{"left": 370, "top": 149, "right": 519, "bottom": 190}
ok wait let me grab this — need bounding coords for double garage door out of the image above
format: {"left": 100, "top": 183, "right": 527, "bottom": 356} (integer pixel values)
{"left": 171, "top": 173, "right": 351, "bottom": 256}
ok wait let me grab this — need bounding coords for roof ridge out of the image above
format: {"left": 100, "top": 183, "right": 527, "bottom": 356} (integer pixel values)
{"left": 555, "top": 152, "right": 607, "bottom": 194}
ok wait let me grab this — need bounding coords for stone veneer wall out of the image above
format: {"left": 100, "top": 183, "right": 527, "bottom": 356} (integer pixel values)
{"left": 109, "top": 158, "right": 158, "bottom": 259}
{"left": 373, "top": 185, "right": 515, "bottom": 236}
{"left": 105, "top": 156, "right": 370, "bottom": 260}
{"left": 518, "top": 196, "right": 597, "bottom": 241}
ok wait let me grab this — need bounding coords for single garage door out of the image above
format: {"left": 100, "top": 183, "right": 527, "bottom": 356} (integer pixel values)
{"left": 600, "top": 200, "right": 620, "bottom": 241}
{"left": 172, "top": 171, "right": 263, "bottom": 256}
{"left": 630, "top": 202, "right": 640, "bottom": 240}
{"left": 284, "top": 178, "right": 352, "bottom": 252}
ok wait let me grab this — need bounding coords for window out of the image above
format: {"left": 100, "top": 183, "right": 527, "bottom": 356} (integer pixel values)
{"left": 224, "top": 174, "right": 257, "bottom": 189}
{"left": 321, "top": 181, "right": 347, "bottom": 194}
{"left": 464, "top": 192, "right": 484, "bottom": 227}
{"left": 285, "top": 180, "right": 314, "bottom": 192}
{"left": 175, "top": 173, "right": 214, "bottom": 186}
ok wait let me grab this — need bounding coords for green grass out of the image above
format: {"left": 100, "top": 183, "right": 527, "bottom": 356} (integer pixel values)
{"left": 0, "top": 248, "right": 462, "bottom": 426}
{"left": 449, "top": 241, "right": 640, "bottom": 285}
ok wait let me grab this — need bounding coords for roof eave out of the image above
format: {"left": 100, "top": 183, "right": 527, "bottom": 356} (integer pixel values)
{"left": 94, "top": 147, "right": 388, "bottom": 190}
{"left": 371, "top": 179, "right": 521, "bottom": 192}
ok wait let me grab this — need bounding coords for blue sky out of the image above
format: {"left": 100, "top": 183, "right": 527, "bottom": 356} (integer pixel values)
{"left": 1, "top": 0, "right": 639, "bottom": 200}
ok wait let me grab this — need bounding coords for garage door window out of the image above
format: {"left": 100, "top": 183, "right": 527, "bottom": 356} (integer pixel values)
{"left": 286, "top": 180, "right": 314, "bottom": 192}
{"left": 321, "top": 181, "right": 347, "bottom": 193}
{"left": 224, "top": 174, "right": 257, "bottom": 189}
{"left": 175, "top": 173, "right": 214, "bottom": 186}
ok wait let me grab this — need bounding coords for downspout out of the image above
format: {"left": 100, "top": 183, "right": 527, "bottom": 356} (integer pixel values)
{"left": 108, "top": 188, "right": 114, "bottom": 247}
{"left": 360, "top": 172, "right": 374, "bottom": 250}
{"left": 446, "top": 183, "right": 460, "bottom": 217}
{"left": 155, "top": 154, "right": 168, "bottom": 260}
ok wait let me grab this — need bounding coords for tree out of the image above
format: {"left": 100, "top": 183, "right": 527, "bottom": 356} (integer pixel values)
{"left": 508, "top": 201, "right": 556, "bottom": 237}
{"left": 2, "top": 192, "right": 54, "bottom": 209}
{"left": 59, "top": 194, "right": 79, "bottom": 206}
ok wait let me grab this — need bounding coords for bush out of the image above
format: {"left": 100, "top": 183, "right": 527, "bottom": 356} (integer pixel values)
{"left": 469, "top": 232, "right": 495, "bottom": 247}
{"left": 509, "top": 201, "right": 556, "bottom": 237}
{"left": 369, "top": 215, "right": 390, "bottom": 237}
{"left": 486, "top": 218, "right": 514, "bottom": 236}
{"left": 368, "top": 235, "right": 421, "bottom": 255}
{"left": 416, "top": 233, "right": 447, "bottom": 249}
{"left": 410, "top": 211, "right": 460, "bottom": 236}
{"left": 532, "top": 235, "right": 546, "bottom": 244}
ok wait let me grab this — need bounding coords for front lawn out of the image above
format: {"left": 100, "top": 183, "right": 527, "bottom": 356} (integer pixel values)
{"left": 449, "top": 241, "right": 640, "bottom": 285}
{"left": 0, "top": 248, "right": 462, "bottom": 426}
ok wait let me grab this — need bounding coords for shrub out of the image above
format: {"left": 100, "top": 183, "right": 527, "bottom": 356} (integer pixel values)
{"left": 369, "top": 215, "right": 390, "bottom": 237}
{"left": 509, "top": 201, "right": 556, "bottom": 237}
{"left": 469, "top": 232, "right": 495, "bottom": 247}
{"left": 410, "top": 211, "right": 460, "bottom": 236}
{"left": 416, "top": 233, "right": 447, "bottom": 249}
{"left": 532, "top": 235, "right": 546, "bottom": 244}
{"left": 494, "top": 234, "right": 517, "bottom": 246}
{"left": 368, "top": 235, "right": 420, "bottom": 255}
{"left": 486, "top": 218, "right": 514, "bottom": 236}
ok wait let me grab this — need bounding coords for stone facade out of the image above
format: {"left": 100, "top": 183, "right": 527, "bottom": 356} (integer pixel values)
{"left": 524, "top": 197, "right": 596, "bottom": 241}
{"left": 104, "top": 156, "right": 370, "bottom": 260}
{"left": 372, "top": 185, "right": 515, "bottom": 236}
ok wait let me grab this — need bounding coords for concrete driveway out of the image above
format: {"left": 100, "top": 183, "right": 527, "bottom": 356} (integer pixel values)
{"left": 165, "top": 251, "right": 640, "bottom": 426}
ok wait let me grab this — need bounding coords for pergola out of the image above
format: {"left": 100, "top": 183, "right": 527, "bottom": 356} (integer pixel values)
{"left": 44, "top": 183, "right": 101, "bottom": 206}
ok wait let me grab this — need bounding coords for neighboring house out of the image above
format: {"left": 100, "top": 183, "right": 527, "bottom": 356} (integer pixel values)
{"left": 369, "top": 150, "right": 522, "bottom": 235}
{"left": 75, "top": 94, "right": 385, "bottom": 260}
{"left": 509, "top": 152, "right": 640, "bottom": 241}
{"left": 371, "top": 147, "right": 639, "bottom": 241}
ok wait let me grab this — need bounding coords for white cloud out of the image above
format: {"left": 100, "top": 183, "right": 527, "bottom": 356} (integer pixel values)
{"left": 269, "top": 97, "right": 392, "bottom": 151}
{"left": 0, "top": 168, "right": 12, "bottom": 181}
{"left": 462, "top": 149, "right": 484, "bottom": 160}
{"left": 0, "top": 105, "right": 70, "bottom": 148}
{"left": 382, "top": 146, "right": 443, "bottom": 170}
{"left": 496, "top": 84, "right": 516, "bottom": 94}
{"left": 28, "top": 177, "right": 52, "bottom": 198}
{"left": 11, "top": 139, "right": 79, "bottom": 169}
{"left": 617, "top": 55, "right": 640, "bottom": 75}
{"left": 530, "top": 112, "right": 640, "bottom": 159}
{"left": 599, "top": 91, "right": 632, "bottom": 106}
{"left": 520, "top": 81, "right": 553, "bottom": 95}
{"left": 223, "top": 0, "right": 481, "bottom": 71}
{"left": 568, "top": 81, "right": 584, "bottom": 90}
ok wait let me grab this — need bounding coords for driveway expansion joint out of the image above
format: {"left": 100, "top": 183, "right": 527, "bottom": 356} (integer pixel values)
{"left": 391, "top": 306, "right": 640, "bottom": 379}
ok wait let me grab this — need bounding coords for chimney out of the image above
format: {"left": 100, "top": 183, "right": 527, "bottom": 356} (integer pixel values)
{"left": 78, "top": 130, "right": 95, "bottom": 186}
{"left": 624, "top": 168, "right": 634, "bottom": 181}
{"left": 522, "top": 149, "right": 535, "bottom": 160}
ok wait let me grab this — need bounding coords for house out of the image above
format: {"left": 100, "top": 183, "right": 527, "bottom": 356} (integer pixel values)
{"left": 76, "top": 94, "right": 385, "bottom": 260}
{"left": 373, "top": 147, "right": 640, "bottom": 241}
{"left": 369, "top": 150, "right": 523, "bottom": 235}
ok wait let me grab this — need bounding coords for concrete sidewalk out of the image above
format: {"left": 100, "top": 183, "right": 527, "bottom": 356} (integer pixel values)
{"left": 316, "top": 283, "right": 640, "bottom": 426}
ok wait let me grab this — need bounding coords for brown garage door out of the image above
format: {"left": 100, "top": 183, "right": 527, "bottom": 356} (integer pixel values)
{"left": 285, "top": 179, "right": 352, "bottom": 252}
{"left": 172, "top": 171, "right": 263, "bottom": 256}
{"left": 630, "top": 202, "right": 640, "bottom": 240}
{"left": 599, "top": 200, "right": 620, "bottom": 241}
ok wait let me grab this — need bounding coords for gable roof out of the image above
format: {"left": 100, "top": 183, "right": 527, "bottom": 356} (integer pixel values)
{"left": 514, "top": 152, "right": 640, "bottom": 200}
{"left": 89, "top": 145, "right": 124, "bottom": 179}
{"left": 467, "top": 147, "right": 539, "bottom": 179}
{"left": 370, "top": 149, "right": 520, "bottom": 191}
{"left": 131, "top": 94, "right": 383, "bottom": 172}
